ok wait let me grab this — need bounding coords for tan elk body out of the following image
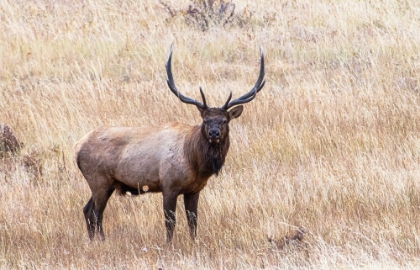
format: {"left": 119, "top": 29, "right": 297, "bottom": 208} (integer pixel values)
{"left": 75, "top": 45, "right": 265, "bottom": 242}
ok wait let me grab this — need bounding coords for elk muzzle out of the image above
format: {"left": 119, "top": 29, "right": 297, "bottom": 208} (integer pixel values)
{"left": 208, "top": 128, "right": 221, "bottom": 144}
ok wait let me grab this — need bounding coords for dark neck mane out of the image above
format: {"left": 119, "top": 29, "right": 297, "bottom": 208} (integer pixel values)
{"left": 185, "top": 125, "right": 230, "bottom": 178}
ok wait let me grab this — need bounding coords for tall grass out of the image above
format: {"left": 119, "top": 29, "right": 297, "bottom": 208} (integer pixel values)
{"left": 1, "top": 0, "right": 420, "bottom": 268}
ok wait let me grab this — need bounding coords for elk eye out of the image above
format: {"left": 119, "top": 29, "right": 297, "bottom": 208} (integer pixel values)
{"left": 222, "top": 119, "right": 227, "bottom": 124}
{"left": 203, "top": 118, "right": 208, "bottom": 124}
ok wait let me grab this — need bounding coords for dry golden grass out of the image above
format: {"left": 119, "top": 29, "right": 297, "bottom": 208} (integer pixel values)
{"left": 1, "top": 0, "right": 420, "bottom": 268}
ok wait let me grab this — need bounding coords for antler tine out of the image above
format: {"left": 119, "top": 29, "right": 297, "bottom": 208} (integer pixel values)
{"left": 165, "top": 44, "right": 207, "bottom": 109}
{"left": 221, "top": 91, "right": 232, "bottom": 110}
{"left": 199, "top": 87, "right": 208, "bottom": 108}
{"left": 221, "top": 47, "right": 265, "bottom": 110}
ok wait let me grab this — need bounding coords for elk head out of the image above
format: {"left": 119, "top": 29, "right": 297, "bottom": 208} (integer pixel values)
{"left": 165, "top": 45, "right": 265, "bottom": 145}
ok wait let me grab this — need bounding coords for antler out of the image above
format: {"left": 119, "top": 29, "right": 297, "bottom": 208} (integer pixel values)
{"left": 221, "top": 47, "right": 265, "bottom": 110}
{"left": 165, "top": 44, "right": 208, "bottom": 110}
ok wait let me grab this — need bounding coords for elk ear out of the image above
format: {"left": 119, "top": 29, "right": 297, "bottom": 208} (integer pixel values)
{"left": 228, "top": 105, "right": 244, "bottom": 121}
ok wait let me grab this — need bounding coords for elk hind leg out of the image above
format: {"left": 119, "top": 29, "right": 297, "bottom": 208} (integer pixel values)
{"left": 83, "top": 197, "right": 95, "bottom": 240}
{"left": 83, "top": 182, "right": 115, "bottom": 240}
{"left": 94, "top": 186, "right": 115, "bottom": 240}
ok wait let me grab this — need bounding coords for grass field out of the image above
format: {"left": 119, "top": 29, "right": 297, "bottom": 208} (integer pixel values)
{"left": 1, "top": 0, "right": 420, "bottom": 268}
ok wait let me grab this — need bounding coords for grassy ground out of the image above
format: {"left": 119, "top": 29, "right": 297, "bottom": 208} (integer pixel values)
{"left": 1, "top": 0, "right": 420, "bottom": 268}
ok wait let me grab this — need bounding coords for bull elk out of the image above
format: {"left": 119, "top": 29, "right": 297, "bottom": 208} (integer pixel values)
{"left": 75, "top": 45, "right": 265, "bottom": 242}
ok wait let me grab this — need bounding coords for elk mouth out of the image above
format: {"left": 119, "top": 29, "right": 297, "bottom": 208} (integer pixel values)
{"left": 208, "top": 138, "right": 221, "bottom": 144}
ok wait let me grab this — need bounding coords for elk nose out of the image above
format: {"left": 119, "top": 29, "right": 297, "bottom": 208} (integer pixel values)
{"left": 208, "top": 129, "right": 220, "bottom": 138}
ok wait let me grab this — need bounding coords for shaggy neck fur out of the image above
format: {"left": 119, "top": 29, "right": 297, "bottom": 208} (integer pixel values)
{"left": 185, "top": 125, "right": 230, "bottom": 178}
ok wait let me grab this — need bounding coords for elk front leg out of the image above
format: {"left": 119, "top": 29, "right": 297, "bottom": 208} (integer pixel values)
{"left": 184, "top": 192, "right": 200, "bottom": 239}
{"left": 163, "top": 191, "right": 179, "bottom": 242}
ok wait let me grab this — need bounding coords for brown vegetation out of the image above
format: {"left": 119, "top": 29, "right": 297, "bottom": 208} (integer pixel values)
{"left": 0, "top": 124, "right": 22, "bottom": 157}
{"left": 160, "top": 0, "right": 256, "bottom": 31}
{"left": 1, "top": 0, "right": 420, "bottom": 268}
